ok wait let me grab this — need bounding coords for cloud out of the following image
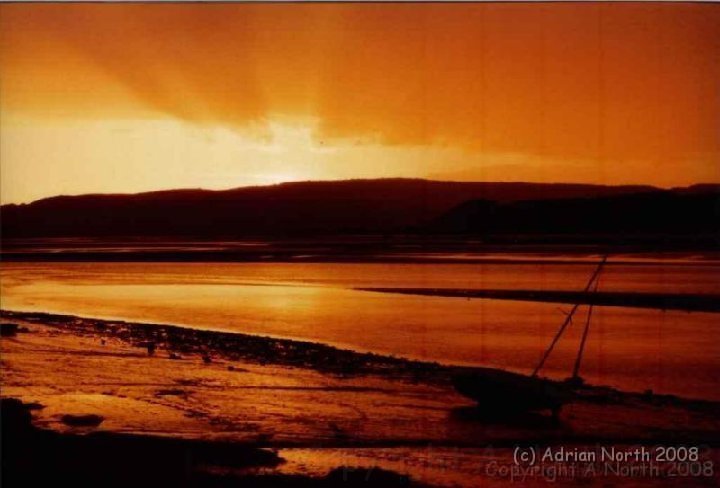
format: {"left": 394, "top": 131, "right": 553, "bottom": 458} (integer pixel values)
{"left": 1, "top": 3, "right": 718, "bottom": 185}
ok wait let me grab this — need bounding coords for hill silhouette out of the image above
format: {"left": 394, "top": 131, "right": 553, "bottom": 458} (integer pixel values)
{"left": 1, "top": 178, "right": 716, "bottom": 240}
{"left": 430, "top": 190, "right": 720, "bottom": 236}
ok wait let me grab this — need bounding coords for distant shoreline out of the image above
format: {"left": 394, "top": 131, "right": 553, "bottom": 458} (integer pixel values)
{"left": 5, "top": 254, "right": 720, "bottom": 265}
{"left": 3, "top": 245, "right": 720, "bottom": 265}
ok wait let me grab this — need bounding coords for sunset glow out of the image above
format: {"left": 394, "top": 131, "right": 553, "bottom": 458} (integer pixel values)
{"left": 1, "top": 3, "right": 719, "bottom": 203}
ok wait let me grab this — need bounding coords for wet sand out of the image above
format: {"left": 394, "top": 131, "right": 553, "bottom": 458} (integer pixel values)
{"left": 2, "top": 309, "right": 720, "bottom": 486}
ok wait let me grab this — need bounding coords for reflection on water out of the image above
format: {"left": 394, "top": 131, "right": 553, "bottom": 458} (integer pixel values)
{"left": 1, "top": 261, "right": 718, "bottom": 399}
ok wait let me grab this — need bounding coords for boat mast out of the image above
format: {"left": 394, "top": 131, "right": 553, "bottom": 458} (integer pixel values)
{"left": 532, "top": 255, "right": 608, "bottom": 378}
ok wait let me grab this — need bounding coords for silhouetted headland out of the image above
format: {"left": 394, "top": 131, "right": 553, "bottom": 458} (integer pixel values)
{"left": 2, "top": 179, "right": 718, "bottom": 260}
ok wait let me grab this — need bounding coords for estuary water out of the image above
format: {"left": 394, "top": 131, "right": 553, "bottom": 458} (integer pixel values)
{"left": 2, "top": 259, "right": 718, "bottom": 399}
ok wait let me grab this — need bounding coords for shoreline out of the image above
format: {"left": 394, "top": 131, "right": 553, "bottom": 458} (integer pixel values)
{"left": 3, "top": 238, "right": 720, "bottom": 265}
{"left": 0, "top": 309, "right": 452, "bottom": 386}
{"left": 4, "top": 252, "right": 720, "bottom": 266}
{"left": 3, "top": 308, "right": 719, "bottom": 411}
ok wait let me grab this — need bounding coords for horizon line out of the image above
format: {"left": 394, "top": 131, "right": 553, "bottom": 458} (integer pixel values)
{"left": 3, "top": 176, "right": 719, "bottom": 207}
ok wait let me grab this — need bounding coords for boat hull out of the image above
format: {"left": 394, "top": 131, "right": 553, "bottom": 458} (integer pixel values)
{"left": 453, "top": 369, "right": 572, "bottom": 416}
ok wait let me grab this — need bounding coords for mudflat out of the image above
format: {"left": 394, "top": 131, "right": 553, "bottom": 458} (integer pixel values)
{"left": 2, "top": 310, "right": 719, "bottom": 486}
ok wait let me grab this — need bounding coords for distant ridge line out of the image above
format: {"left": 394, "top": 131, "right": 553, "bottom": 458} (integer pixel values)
{"left": 0, "top": 177, "right": 674, "bottom": 207}
{"left": 1, "top": 178, "right": 717, "bottom": 239}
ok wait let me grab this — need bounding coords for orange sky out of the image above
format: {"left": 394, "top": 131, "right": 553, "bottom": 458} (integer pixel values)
{"left": 1, "top": 3, "right": 719, "bottom": 203}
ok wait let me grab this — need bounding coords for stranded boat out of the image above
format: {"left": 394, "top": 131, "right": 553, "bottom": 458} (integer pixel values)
{"left": 453, "top": 256, "right": 608, "bottom": 417}
{"left": 452, "top": 368, "right": 572, "bottom": 418}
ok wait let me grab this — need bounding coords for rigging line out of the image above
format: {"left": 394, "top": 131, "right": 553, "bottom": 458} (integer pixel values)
{"left": 572, "top": 274, "right": 602, "bottom": 380}
{"left": 532, "top": 255, "right": 607, "bottom": 377}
